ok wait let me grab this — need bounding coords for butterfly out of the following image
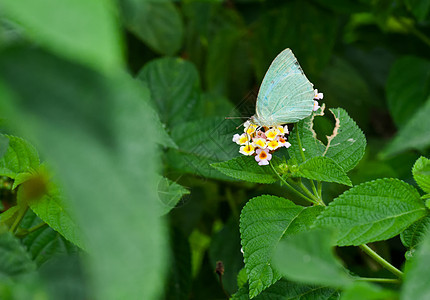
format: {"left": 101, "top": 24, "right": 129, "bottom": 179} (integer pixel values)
{"left": 249, "top": 48, "right": 315, "bottom": 127}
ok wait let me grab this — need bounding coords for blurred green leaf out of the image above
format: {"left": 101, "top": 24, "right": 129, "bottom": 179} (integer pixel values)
{"left": 412, "top": 156, "right": 430, "bottom": 194}
{"left": 340, "top": 282, "right": 397, "bottom": 300}
{"left": 0, "top": 231, "right": 36, "bottom": 280}
{"left": 21, "top": 210, "right": 78, "bottom": 267}
{"left": 386, "top": 56, "right": 430, "bottom": 127}
{"left": 38, "top": 254, "right": 88, "bottom": 300}
{"left": 157, "top": 176, "right": 189, "bottom": 215}
{"left": 402, "top": 230, "right": 430, "bottom": 299}
{"left": 27, "top": 183, "right": 84, "bottom": 249}
{"left": 0, "top": 134, "right": 39, "bottom": 179}
{"left": 165, "top": 229, "right": 192, "bottom": 300}
{"left": 313, "top": 0, "right": 369, "bottom": 14}
{"left": 0, "top": 47, "right": 167, "bottom": 300}
{"left": 250, "top": 1, "right": 338, "bottom": 79}
{"left": 138, "top": 57, "right": 200, "bottom": 127}
{"left": 383, "top": 97, "right": 430, "bottom": 157}
{"left": 315, "top": 179, "right": 427, "bottom": 246}
{"left": 324, "top": 108, "right": 366, "bottom": 172}
{"left": 404, "top": 0, "right": 430, "bottom": 21}
{"left": 209, "top": 218, "right": 243, "bottom": 295}
{"left": 273, "top": 229, "right": 352, "bottom": 288}
{"left": 292, "top": 156, "right": 352, "bottom": 186}
{"left": 240, "top": 195, "right": 323, "bottom": 297}
{"left": 166, "top": 117, "right": 240, "bottom": 180}
{"left": 318, "top": 57, "right": 374, "bottom": 128}
{"left": 121, "top": 0, "right": 183, "bottom": 55}
{"left": 401, "top": 215, "right": 430, "bottom": 259}
{"left": 232, "top": 280, "right": 339, "bottom": 300}
{"left": 0, "top": 0, "right": 123, "bottom": 72}
{"left": 211, "top": 156, "right": 280, "bottom": 184}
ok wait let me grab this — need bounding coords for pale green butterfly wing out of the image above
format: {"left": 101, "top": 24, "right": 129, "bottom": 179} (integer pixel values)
{"left": 255, "top": 49, "right": 314, "bottom": 126}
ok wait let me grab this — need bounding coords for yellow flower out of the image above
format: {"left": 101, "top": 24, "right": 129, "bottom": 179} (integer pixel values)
{"left": 239, "top": 144, "right": 255, "bottom": 156}
{"left": 265, "top": 128, "right": 280, "bottom": 140}
{"left": 244, "top": 124, "right": 257, "bottom": 135}
{"left": 252, "top": 138, "right": 267, "bottom": 149}
{"left": 267, "top": 140, "right": 280, "bottom": 150}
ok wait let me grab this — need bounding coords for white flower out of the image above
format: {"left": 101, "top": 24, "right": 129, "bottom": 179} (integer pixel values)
{"left": 314, "top": 89, "right": 323, "bottom": 100}
{"left": 313, "top": 100, "right": 320, "bottom": 111}
{"left": 239, "top": 144, "right": 255, "bottom": 156}
{"left": 232, "top": 134, "right": 241, "bottom": 144}
{"left": 265, "top": 128, "right": 280, "bottom": 140}
{"left": 277, "top": 136, "right": 291, "bottom": 148}
{"left": 267, "top": 140, "right": 281, "bottom": 150}
{"left": 252, "top": 137, "right": 267, "bottom": 149}
{"left": 255, "top": 148, "right": 272, "bottom": 166}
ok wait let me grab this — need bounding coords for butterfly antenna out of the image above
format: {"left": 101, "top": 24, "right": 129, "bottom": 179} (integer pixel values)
{"left": 225, "top": 116, "right": 250, "bottom": 129}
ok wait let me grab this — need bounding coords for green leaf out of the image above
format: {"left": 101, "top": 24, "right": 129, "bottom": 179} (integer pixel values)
{"left": 0, "top": 231, "right": 36, "bottom": 280}
{"left": 323, "top": 108, "right": 366, "bottom": 172}
{"left": 383, "top": 97, "right": 430, "bottom": 157}
{"left": 21, "top": 210, "right": 78, "bottom": 267}
{"left": 26, "top": 183, "right": 84, "bottom": 249}
{"left": 166, "top": 117, "right": 241, "bottom": 180}
{"left": 292, "top": 156, "right": 352, "bottom": 186}
{"left": 121, "top": 1, "right": 183, "bottom": 55}
{"left": 0, "top": 134, "right": 39, "bottom": 179}
{"left": 412, "top": 156, "right": 430, "bottom": 194}
{"left": 0, "top": 135, "right": 8, "bottom": 158}
{"left": 401, "top": 230, "right": 430, "bottom": 299}
{"left": 404, "top": 0, "right": 430, "bottom": 22}
{"left": 400, "top": 215, "right": 430, "bottom": 259}
{"left": 157, "top": 177, "right": 189, "bottom": 215}
{"left": 137, "top": 57, "right": 200, "bottom": 128}
{"left": 288, "top": 109, "right": 326, "bottom": 162}
{"left": 386, "top": 56, "right": 430, "bottom": 127}
{"left": 314, "top": 178, "right": 428, "bottom": 246}
{"left": 340, "top": 282, "right": 398, "bottom": 300}
{"left": 289, "top": 108, "right": 365, "bottom": 174}
{"left": 211, "top": 156, "right": 280, "bottom": 184}
{"left": 240, "top": 195, "right": 323, "bottom": 297}
{"left": 232, "top": 280, "right": 339, "bottom": 300}
{"left": 0, "top": 47, "right": 167, "bottom": 300}
{"left": 237, "top": 268, "right": 247, "bottom": 289}
{"left": 273, "top": 229, "right": 352, "bottom": 288}
{"left": 1, "top": 0, "right": 123, "bottom": 72}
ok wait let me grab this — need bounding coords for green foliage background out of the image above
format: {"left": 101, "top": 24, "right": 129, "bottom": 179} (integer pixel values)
{"left": 0, "top": 0, "right": 430, "bottom": 299}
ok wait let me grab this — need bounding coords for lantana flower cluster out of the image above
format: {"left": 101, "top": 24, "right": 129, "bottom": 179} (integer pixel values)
{"left": 233, "top": 123, "right": 291, "bottom": 166}
{"left": 232, "top": 89, "right": 323, "bottom": 166}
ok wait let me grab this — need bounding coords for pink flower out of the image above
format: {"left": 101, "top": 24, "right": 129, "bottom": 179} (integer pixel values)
{"left": 255, "top": 130, "right": 266, "bottom": 139}
{"left": 255, "top": 148, "right": 272, "bottom": 166}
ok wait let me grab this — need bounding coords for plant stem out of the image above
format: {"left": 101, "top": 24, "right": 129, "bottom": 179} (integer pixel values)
{"left": 317, "top": 181, "right": 322, "bottom": 198}
{"left": 297, "top": 180, "right": 325, "bottom": 206}
{"left": 294, "top": 125, "right": 321, "bottom": 200}
{"left": 355, "top": 277, "right": 400, "bottom": 284}
{"left": 9, "top": 206, "right": 28, "bottom": 234}
{"left": 359, "top": 244, "right": 403, "bottom": 278}
{"left": 295, "top": 125, "right": 307, "bottom": 162}
{"left": 27, "top": 222, "right": 48, "bottom": 234}
{"left": 397, "top": 17, "right": 430, "bottom": 49}
{"left": 269, "top": 162, "right": 317, "bottom": 205}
